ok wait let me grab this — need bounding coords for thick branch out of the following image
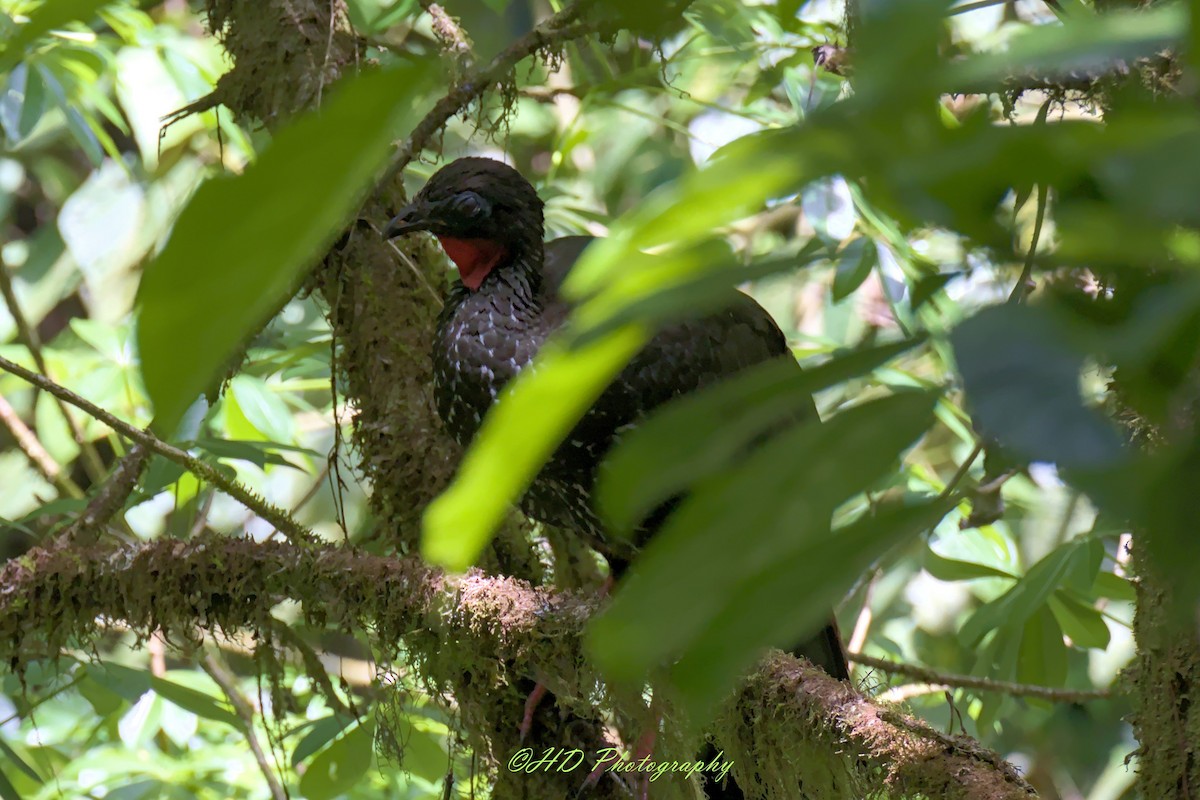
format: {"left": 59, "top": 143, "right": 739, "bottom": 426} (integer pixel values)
{"left": 0, "top": 537, "right": 1033, "bottom": 800}
{"left": 0, "top": 354, "right": 315, "bottom": 546}
{"left": 745, "top": 654, "right": 1036, "bottom": 800}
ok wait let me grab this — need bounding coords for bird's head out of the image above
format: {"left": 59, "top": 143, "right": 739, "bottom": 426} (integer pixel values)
{"left": 384, "top": 157, "right": 545, "bottom": 291}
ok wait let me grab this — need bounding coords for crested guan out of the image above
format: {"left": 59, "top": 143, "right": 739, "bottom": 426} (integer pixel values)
{"left": 385, "top": 157, "right": 848, "bottom": 797}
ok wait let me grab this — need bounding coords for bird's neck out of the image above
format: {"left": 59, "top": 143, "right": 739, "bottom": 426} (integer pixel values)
{"left": 474, "top": 237, "right": 545, "bottom": 302}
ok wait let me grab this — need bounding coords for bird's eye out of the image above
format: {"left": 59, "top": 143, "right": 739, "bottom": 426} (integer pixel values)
{"left": 452, "top": 191, "right": 489, "bottom": 218}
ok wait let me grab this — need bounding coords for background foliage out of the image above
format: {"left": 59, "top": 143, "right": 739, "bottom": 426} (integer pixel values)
{"left": 1, "top": 0, "right": 1192, "bottom": 797}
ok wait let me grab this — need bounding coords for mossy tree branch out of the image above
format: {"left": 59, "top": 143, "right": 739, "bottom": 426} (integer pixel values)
{"left": 1, "top": 536, "right": 1034, "bottom": 800}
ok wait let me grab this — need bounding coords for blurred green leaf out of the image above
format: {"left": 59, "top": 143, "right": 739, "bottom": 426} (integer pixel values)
{"left": 590, "top": 390, "right": 940, "bottom": 696}
{"left": 599, "top": 337, "right": 925, "bottom": 533}
{"left": 924, "top": 548, "right": 1015, "bottom": 582}
{"left": 946, "top": 5, "right": 1185, "bottom": 94}
{"left": 149, "top": 674, "right": 237, "bottom": 727}
{"left": 137, "top": 64, "right": 434, "bottom": 436}
{"left": 961, "top": 539, "right": 1092, "bottom": 646}
{"left": 0, "top": 0, "right": 112, "bottom": 72}
{"left": 1093, "top": 571, "right": 1136, "bottom": 603}
{"left": 832, "top": 237, "right": 878, "bottom": 302}
{"left": 670, "top": 496, "right": 955, "bottom": 720}
{"left": 228, "top": 375, "right": 294, "bottom": 444}
{"left": 952, "top": 304, "right": 1125, "bottom": 468}
{"left": 1018, "top": 606, "right": 1068, "bottom": 688}
{"left": 1048, "top": 593, "right": 1110, "bottom": 650}
{"left": 0, "top": 739, "right": 41, "bottom": 785}
{"left": 0, "top": 767, "right": 20, "bottom": 800}
{"left": 292, "top": 713, "right": 356, "bottom": 766}
{"left": 299, "top": 718, "right": 375, "bottom": 800}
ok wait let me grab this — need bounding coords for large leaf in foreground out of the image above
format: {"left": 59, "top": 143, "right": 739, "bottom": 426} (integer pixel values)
{"left": 597, "top": 337, "right": 924, "bottom": 534}
{"left": 137, "top": 64, "right": 433, "bottom": 435}
{"left": 588, "top": 390, "right": 939, "bottom": 707}
{"left": 952, "top": 303, "right": 1124, "bottom": 469}
{"left": 671, "top": 497, "right": 954, "bottom": 720}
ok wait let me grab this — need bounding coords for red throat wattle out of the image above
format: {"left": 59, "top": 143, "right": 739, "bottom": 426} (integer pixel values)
{"left": 437, "top": 236, "right": 508, "bottom": 291}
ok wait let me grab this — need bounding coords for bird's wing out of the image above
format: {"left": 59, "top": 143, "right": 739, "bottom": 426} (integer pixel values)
{"left": 541, "top": 235, "right": 595, "bottom": 297}
{"left": 617, "top": 290, "right": 795, "bottom": 412}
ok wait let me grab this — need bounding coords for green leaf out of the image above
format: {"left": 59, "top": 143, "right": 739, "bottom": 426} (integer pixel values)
{"left": 910, "top": 271, "right": 958, "bottom": 311}
{"left": 832, "top": 237, "right": 878, "bottom": 301}
{"left": 228, "top": 375, "right": 295, "bottom": 443}
{"left": 0, "top": 739, "right": 40, "bottom": 785}
{"left": 598, "top": 337, "right": 925, "bottom": 533}
{"left": 1018, "top": 607, "right": 1068, "bottom": 688}
{"left": 952, "top": 304, "right": 1125, "bottom": 468}
{"left": 0, "top": 766, "right": 20, "bottom": 800}
{"left": 670, "top": 497, "right": 955, "bottom": 721}
{"left": 946, "top": 4, "right": 1185, "bottom": 94}
{"left": 299, "top": 718, "right": 375, "bottom": 800}
{"left": 0, "top": 0, "right": 113, "bottom": 72}
{"left": 149, "top": 675, "right": 238, "bottom": 727}
{"left": 1093, "top": 571, "right": 1136, "bottom": 603}
{"left": 137, "top": 64, "right": 434, "bottom": 436}
{"left": 589, "top": 390, "right": 940, "bottom": 696}
{"left": 85, "top": 661, "right": 151, "bottom": 702}
{"left": 394, "top": 719, "right": 447, "bottom": 783}
{"left": 292, "top": 713, "right": 356, "bottom": 766}
{"left": 960, "top": 539, "right": 1088, "bottom": 646}
{"left": 0, "top": 63, "right": 46, "bottom": 143}
{"left": 924, "top": 548, "right": 1016, "bottom": 582}
{"left": 1048, "top": 593, "right": 1110, "bottom": 650}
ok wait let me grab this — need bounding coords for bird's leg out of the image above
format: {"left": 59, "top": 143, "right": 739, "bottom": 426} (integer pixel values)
{"left": 520, "top": 569, "right": 618, "bottom": 742}
{"left": 518, "top": 682, "right": 549, "bottom": 743}
{"left": 631, "top": 723, "right": 658, "bottom": 800}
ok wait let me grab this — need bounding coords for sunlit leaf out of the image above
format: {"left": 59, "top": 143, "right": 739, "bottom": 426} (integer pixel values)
{"left": 589, "top": 390, "right": 939, "bottom": 693}
{"left": 137, "top": 64, "right": 434, "bottom": 435}
{"left": 299, "top": 718, "right": 375, "bottom": 800}
{"left": 598, "top": 337, "right": 925, "bottom": 533}
{"left": 670, "top": 496, "right": 955, "bottom": 720}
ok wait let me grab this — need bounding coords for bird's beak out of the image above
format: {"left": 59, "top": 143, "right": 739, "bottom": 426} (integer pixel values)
{"left": 383, "top": 203, "right": 431, "bottom": 238}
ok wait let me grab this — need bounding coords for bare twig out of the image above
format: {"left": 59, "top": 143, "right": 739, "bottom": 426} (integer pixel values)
{"left": 0, "top": 266, "right": 107, "bottom": 480}
{"left": 0, "top": 392, "right": 81, "bottom": 496}
{"left": 0, "top": 354, "right": 315, "bottom": 546}
{"left": 201, "top": 652, "right": 288, "bottom": 800}
{"left": 1008, "top": 182, "right": 1048, "bottom": 304}
{"left": 851, "top": 651, "right": 1113, "bottom": 702}
{"left": 848, "top": 568, "right": 880, "bottom": 654}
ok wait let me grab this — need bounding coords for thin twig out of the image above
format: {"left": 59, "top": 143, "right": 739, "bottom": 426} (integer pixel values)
{"left": 0, "top": 354, "right": 316, "bottom": 546}
{"left": 941, "top": 442, "right": 983, "bottom": 499}
{"left": 0, "top": 265, "right": 107, "bottom": 479}
{"left": 0, "top": 392, "right": 81, "bottom": 496}
{"left": 850, "top": 651, "right": 1113, "bottom": 702}
{"left": 1008, "top": 183, "right": 1048, "bottom": 304}
{"left": 201, "top": 653, "right": 288, "bottom": 800}
{"left": 848, "top": 568, "right": 880, "bottom": 654}
{"left": 386, "top": 0, "right": 602, "bottom": 179}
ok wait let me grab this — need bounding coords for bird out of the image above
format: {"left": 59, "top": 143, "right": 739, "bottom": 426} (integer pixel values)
{"left": 385, "top": 156, "right": 848, "bottom": 797}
